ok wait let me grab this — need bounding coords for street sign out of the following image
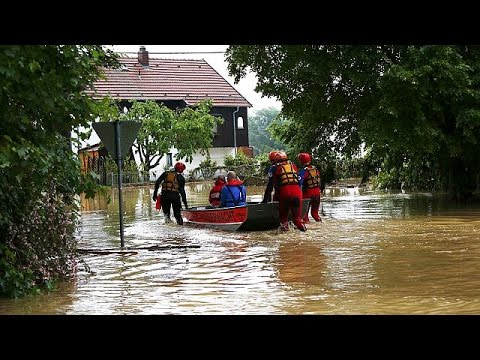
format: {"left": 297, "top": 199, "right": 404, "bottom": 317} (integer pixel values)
{"left": 92, "top": 120, "right": 141, "bottom": 249}
{"left": 92, "top": 121, "right": 141, "bottom": 161}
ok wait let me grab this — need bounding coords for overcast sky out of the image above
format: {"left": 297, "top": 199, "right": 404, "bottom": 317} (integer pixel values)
{"left": 109, "top": 45, "right": 282, "bottom": 115}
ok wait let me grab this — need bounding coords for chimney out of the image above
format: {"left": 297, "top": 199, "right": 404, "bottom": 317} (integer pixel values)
{"left": 138, "top": 46, "right": 149, "bottom": 66}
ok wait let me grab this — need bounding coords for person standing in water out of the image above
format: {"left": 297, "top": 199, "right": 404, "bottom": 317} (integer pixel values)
{"left": 262, "top": 151, "right": 306, "bottom": 232}
{"left": 152, "top": 162, "right": 188, "bottom": 225}
{"left": 298, "top": 152, "right": 322, "bottom": 223}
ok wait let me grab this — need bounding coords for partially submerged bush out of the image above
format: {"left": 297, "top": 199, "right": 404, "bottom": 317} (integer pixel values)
{"left": 1, "top": 184, "right": 77, "bottom": 297}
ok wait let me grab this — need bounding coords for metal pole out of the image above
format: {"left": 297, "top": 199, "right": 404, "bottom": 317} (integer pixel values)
{"left": 115, "top": 121, "right": 125, "bottom": 249}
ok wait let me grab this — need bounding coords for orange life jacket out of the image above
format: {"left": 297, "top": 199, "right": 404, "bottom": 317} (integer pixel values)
{"left": 276, "top": 160, "right": 299, "bottom": 187}
{"left": 161, "top": 171, "right": 179, "bottom": 192}
{"left": 303, "top": 165, "right": 320, "bottom": 189}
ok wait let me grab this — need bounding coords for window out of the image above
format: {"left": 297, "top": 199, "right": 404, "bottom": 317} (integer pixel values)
{"left": 237, "top": 116, "right": 244, "bottom": 129}
{"left": 166, "top": 153, "right": 173, "bottom": 166}
{"left": 212, "top": 114, "right": 221, "bottom": 134}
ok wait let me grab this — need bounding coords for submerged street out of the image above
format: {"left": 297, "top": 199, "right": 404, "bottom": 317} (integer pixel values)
{"left": 1, "top": 184, "right": 480, "bottom": 314}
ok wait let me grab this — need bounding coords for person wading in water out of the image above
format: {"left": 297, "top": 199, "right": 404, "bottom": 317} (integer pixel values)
{"left": 153, "top": 162, "right": 188, "bottom": 225}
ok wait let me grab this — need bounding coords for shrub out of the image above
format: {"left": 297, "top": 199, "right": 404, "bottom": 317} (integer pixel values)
{"left": 1, "top": 184, "right": 77, "bottom": 297}
{"left": 190, "top": 155, "right": 219, "bottom": 181}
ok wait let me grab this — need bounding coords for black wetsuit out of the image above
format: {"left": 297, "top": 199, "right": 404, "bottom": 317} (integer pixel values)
{"left": 153, "top": 171, "right": 188, "bottom": 225}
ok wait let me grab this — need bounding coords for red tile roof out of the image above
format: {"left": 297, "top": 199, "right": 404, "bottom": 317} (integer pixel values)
{"left": 90, "top": 57, "right": 252, "bottom": 108}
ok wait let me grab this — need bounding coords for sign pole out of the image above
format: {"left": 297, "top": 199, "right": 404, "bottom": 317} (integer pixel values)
{"left": 115, "top": 120, "right": 125, "bottom": 249}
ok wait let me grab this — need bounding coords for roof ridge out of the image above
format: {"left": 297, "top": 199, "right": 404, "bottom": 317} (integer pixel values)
{"left": 119, "top": 56, "right": 206, "bottom": 62}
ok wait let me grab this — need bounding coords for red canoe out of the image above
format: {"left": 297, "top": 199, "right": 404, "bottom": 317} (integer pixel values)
{"left": 181, "top": 205, "right": 248, "bottom": 231}
{"left": 181, "top": 199, "right": 310, "bottom": 232}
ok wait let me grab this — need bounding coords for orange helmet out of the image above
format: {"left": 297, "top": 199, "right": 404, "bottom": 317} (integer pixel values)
{"left": 298, "top": 153, "right": 311, "bottom": 165}
{"left": 268, "top": 151, "right": 287, "bottom": 163}
{"left": 174, "top": 162, "right": 186, "bottom": 173}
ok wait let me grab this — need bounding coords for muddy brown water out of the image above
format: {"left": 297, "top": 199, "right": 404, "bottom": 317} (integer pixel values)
{"left": 1, "top": 184, "right": 480, "bottom": 314}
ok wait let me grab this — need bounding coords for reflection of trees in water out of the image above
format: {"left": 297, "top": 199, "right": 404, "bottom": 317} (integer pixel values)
{"left": 189, "top": 182, "right": 211, "bottom": 194}
{"left": 105, "top": 188, "right": 153, "bottom": 235}
{"left": 0, "top": 281, "right": 77, "bottom": 314}
{"left": 80, "top": 191, "right": 109, "bottom": 212}
{"left": 80, "top": 187, "right": 154, "bottom": 239}
{"left": 276, "top": 240, "right": 325, "bottom": 286}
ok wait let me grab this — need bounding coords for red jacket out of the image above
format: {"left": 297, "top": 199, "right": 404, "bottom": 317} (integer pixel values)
{"left": 209, "top": 179, "right": 226, "bottom": 206}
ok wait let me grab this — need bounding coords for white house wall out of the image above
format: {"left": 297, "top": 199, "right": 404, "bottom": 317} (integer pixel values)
{"left": 150, "top": 147, "right": 236, "bottom": 179}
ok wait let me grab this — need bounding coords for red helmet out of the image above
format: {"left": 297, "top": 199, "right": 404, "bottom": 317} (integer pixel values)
{"left": 298, "top": 153, "right": 311, "bottom": 165}
{"left": 268, "top": 151, "right": 287, "bottom": 163}
{"left": 174, "top": 162, "right": 186, "bottom": 173}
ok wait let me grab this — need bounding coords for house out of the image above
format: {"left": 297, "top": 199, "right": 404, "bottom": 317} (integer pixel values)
{"left": 89, "top": 46, "right": 252, "bottom": 177}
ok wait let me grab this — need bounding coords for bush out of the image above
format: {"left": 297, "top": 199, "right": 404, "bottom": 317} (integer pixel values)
{"left": 0, "top": 184, "right": 77, "bottom": 297}
{"left": 224, "top": 152, "right": 265, "bottom": 186}
{"left": 190, "top": 155, "right": 219, "bottom": 181}
{"left": 0, "top": 45, "right": 118, "bottom": 297}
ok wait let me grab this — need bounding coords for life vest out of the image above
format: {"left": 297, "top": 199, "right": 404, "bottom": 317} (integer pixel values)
{"left": 161, "top": 171, "right": 179, "bottom": 192}
{"left": 276, "top": 160, "right": 299, "bottom": 187}
{"left": 302, "top": 165, "right": 320, "bottom": 189}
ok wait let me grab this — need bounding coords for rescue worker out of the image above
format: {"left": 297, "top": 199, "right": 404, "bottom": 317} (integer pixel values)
{"left": 220, "top": 171, "right": 247, "bottom": 207}
{"left": 209, "top": 174, "right": 226, "bottom": 207}
{"left": 262, "top": 151, "right": 306, "bottom": 232}
{"left": 298, "top": 152, "right": 322, "bottom": 223}
{"left": 152, "top": 162, "right": 188, "bottom": 225}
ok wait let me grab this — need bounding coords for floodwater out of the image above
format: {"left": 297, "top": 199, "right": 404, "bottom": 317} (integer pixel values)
{"left": 2, "top": 184, "right": 480, "bottom": 314}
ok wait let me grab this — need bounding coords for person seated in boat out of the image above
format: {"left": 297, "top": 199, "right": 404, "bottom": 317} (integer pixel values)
{"left": 262, "top": 151, "right": 306, "bottom": 232}
{"left": 220, "top": 171, "right": 247, "bottom": 208}
{"left": 298, "top": 152, "right": 322, "bottom": 223}
{"left": 152, "top": 162, "right": 188, "bottom": 225}
{"left": 208, "top": 174, "right": 226, "bottom": 207}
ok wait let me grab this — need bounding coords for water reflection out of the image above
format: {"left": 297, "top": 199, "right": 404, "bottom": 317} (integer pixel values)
{"left": 1, "top": 184, "right": 480, "bottom": 314}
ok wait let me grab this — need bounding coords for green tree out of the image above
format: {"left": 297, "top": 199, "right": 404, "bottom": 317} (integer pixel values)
{"left": 0, "top": 45, "right": 118, "bottom": 297}
{"left": 105, "top": 99, "right": 224, "bottom": 171}
{"left": 248, "top": 107, "right": 286, "bottom": 155}
{"left": 226, "top": 45, "right": 480, "bottom": 199}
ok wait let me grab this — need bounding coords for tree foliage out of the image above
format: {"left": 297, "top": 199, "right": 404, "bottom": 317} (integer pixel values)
{"left": 0, "top": 45, "right": 118, "bottom": 297}
{"left": 102, "top": 99, "right": 224, "bottom": 171}
{"left": 226, "top": 45, "right": 480, "bottom": 199}
{"left": 248, "top": 107, "right": 286, "bottom": 155}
